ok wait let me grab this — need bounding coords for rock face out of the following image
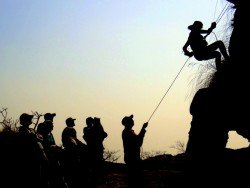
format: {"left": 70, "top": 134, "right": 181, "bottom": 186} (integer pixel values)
{"left": 212, "top": 0, "right": 249, "bottom": 148}
{"left": 185, "top": 0, "right": 250, "bottom": 186}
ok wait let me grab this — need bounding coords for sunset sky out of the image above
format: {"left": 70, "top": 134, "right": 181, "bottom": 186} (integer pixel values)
{"left": 0, "top": 0, "right": 248, "bottom": 162}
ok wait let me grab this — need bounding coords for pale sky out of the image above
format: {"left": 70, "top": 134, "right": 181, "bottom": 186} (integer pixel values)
{"left": 0, "top": 0, "right": 248, "bottom": 162}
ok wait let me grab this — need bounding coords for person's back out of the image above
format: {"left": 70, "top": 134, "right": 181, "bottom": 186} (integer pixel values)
{"left": 188, "top": 30, "right": 208, "bottom": 52}
{"left": 62, "top": 126, "right": 77, "bottom": 149}
{"left": 17, "top": 113, "right": 48, "bottom": 188}
{"left": 83, "top": 117, "right": 94, "bottom": 146}
{"left": 122, "top": 128, "right": 144, "bottom": 164}
{"left": 92, "top": 118, "right": 108, "bottom": 154}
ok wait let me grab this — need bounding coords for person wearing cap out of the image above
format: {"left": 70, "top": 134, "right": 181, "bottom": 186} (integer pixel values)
{"left": 121, "top": 114, "right": 148, "bottom": 187}
{"left": 44, "top": 113, "right": 56, "bottom": 122}
{"left": 39, "top": 119, "right": 67, "bottom": 188}
{"left": 18, "top": 113, "right": 49, "bottom": 188}
{"left": 42, "top": 113, "right": 57, "bottom": 148}
{"left": 61, "top": 117, "right": 84, "bottom": 188}
{"left": 62, "top": 117, "right": 78, "bottom": 149}
{"left": 183, "top": 20, "right": 230, "bottom": 69}
{"left": 18, "top": 113, "right": 35, "bottom": 134}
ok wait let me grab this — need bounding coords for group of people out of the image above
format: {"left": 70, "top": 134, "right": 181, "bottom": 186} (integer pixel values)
{"left": 0, "top": 112, "right": 148, "bottom": 188}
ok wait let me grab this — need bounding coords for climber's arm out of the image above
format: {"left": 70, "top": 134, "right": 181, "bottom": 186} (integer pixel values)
{"left": 201, "top": 22, "right": 216, "bottom": 34}
{"left": 183, "top": 38, "right": 193, "bottom": 57}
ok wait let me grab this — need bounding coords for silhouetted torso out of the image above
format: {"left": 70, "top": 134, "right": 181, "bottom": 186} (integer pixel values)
{"left": 122, "top": 127, "right": 146, "bottom": 165}
{"left": 188, "top": 30, "right": 208, "bottom": 52}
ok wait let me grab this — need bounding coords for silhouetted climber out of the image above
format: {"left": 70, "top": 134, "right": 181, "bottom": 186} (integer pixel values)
{"left": 183, "top": 21, "right": 230, "bottom": 69}
{"left": 121, "top": 114, "right": 148, "bottom": 187}
{"left": 18, "top": 113, "right": 49, "bottom": 188}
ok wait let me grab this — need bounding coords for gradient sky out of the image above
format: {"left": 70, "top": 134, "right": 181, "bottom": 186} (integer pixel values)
{"left": 0, "top": 0, "right": 248, "bottom": 162}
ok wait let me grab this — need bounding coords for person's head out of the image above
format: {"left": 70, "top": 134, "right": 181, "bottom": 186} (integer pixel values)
{"left": 44, "top": 120, "right": 54, "bottom": 132}
{"left": 93, "top": 117, "right": 101, "bottom": 126}
{"left": 44, "top": 113, "right": 56, "bottom": 122}
{"left": 121, "top": 115, "right": 134, "bottom": 129}
{"left": 19, "top": 113, "right": 33, "bottom": 127}
{"left": 66, "top": 117, "right": 76, "bottom": 127}
{"left": 86, "top": 117, "right": 94, "bottom": 127}
{"left": 37, "top": 122, "right": 46, "bottom": 135}
{"left": 188, "top": 21, "right": 203, "bottom": 31}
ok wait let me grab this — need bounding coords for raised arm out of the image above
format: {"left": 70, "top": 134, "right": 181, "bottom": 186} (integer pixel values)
{"left": 200, "top": 22, "right": 216, "bottom": 34}
{"left": 137, "top": 122, "right": 148, "bottom": 147}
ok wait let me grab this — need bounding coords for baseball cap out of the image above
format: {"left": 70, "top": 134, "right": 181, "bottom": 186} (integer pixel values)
{"left": 122, "top": 114, "right": 133, "bottom": 126}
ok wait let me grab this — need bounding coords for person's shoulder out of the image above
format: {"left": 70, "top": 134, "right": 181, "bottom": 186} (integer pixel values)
{"left": 123, "top": 128, "right": 134, "bottom": 135}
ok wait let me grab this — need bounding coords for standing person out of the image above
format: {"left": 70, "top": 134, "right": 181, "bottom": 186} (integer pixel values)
{"left": 183, "top": 20, "right": 230, "bottom": 69}
{"left": 83, "top": 117, "right": 94, "bottom": 146}
{"left": 43, "top": 113, "right": 57, "bottom": 147}
{"left": 62, "top": 117, "right": 84, "bottom": 152}
{"left": 121, "top": 114, "right": 148, "bottom": 187}
{"left": 92, "top": 117, "right": 108, "bottom": 163}
{"left": 62, "top": 117, "right": 84, "bottom": 188}
{"left": 82, "top": 117, "right": 94, "bottom": 169}
{"left": 17, "top": 113, "right": 49, "bottom": 188}
{"left": 89, "top": 117, "right": 108, "bottom": 185}
{"left": 40, "top": 113, "right": 68, "bottom": 188}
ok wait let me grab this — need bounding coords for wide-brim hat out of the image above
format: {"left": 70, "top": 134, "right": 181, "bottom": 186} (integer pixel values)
{"left": 188, "top": 21, "right": 203, "bottom": 30}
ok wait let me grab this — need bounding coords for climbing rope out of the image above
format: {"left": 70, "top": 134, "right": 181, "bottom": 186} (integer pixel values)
{"left": 205, "top": 3, "right": 230, "bottom": 39}
{"left": 213, "top": 0, "right": 219, "bottom": 21}
{"left": 146, "top": 3, "right": 230, "bottom": 123}
{"left": 215, "top": 2, "right": 230, "bottom": 24}
{"left": 147, "top": 57, "right": 191, "bottom": 122}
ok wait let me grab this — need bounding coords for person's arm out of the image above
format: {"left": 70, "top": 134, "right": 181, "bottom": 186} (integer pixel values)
{"left": 137, "top": 122, "right": 148, "bottom": 146}
{"left": 183, "top": 38, "right": 194, "bottom": 57}
{"left": 200, "top": 22, "right": 216, "bottom": 34}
